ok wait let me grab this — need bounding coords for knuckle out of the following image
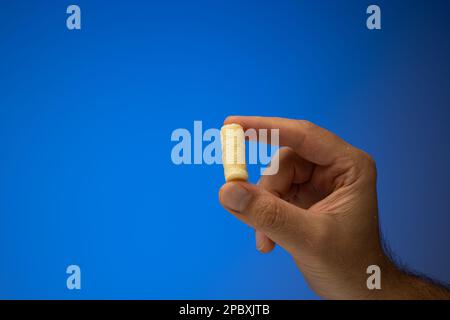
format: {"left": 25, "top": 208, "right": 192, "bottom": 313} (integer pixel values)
{"left": 362, "top": 152, "right": 377, "bottom": 177}
{"left": 297, "top": 119, "right": 315, "bottom": 132}
{"left": 253, "top": 198, "right": 285, "bottom": 231}
{"left": 354, "top": 149, "right": 377, "bottom": 181}
{"left": 276, "top": 147, "right": 296, "bottom": 162}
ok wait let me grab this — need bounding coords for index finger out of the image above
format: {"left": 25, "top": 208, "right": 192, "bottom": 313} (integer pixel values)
{"left": 224, "top": 116, "right": 352, "bottom": 166}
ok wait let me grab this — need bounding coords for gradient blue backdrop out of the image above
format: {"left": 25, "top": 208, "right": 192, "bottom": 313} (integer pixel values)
{"left": 1, "top": 0, "right": 449, "bottom": 299}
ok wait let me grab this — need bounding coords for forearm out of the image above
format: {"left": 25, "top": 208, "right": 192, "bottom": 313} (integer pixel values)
{"left": 363, "top": 257, "right": 450, "bottom": 300}
{"left": 383, "top": 265, "right": 450, "bottom": 299}
{"left": 320, "top": 254, "right": 450, "bottom": 300}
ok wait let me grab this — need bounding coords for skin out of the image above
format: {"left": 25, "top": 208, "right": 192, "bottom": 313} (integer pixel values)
{"left": 219, "top": 116, "right": 450, "bottom": 300}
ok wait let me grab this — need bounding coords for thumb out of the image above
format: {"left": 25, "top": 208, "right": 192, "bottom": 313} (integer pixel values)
{"left": 219, "top": 181, "right": 311, "bottom": 254}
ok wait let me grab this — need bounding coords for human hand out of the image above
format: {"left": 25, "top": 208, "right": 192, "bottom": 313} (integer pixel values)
{"left": 219, "top": 116, "right": 449, "bottom": 299}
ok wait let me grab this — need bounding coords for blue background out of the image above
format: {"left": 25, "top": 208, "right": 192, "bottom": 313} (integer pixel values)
{"left": 1, "top": 0, "right": 450, "bottom": 299}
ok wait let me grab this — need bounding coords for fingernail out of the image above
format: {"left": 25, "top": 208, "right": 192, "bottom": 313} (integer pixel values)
{"left": 221, "top": 183, "right": 252, "bottom": 213}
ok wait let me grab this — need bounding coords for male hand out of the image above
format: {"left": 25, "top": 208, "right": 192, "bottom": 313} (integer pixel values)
{"left": 219, "top": 116, "right": 450, "bottom": 299}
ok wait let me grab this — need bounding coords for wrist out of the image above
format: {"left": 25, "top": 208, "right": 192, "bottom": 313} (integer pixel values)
{"left": 356, "top": 253, "right": 431, "bottom": 299}
{"left": 338, "top": 250, "right": 400, "bottom": 300}
{"left": 359, "top": 255, "right": 404, "bottom": 299}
